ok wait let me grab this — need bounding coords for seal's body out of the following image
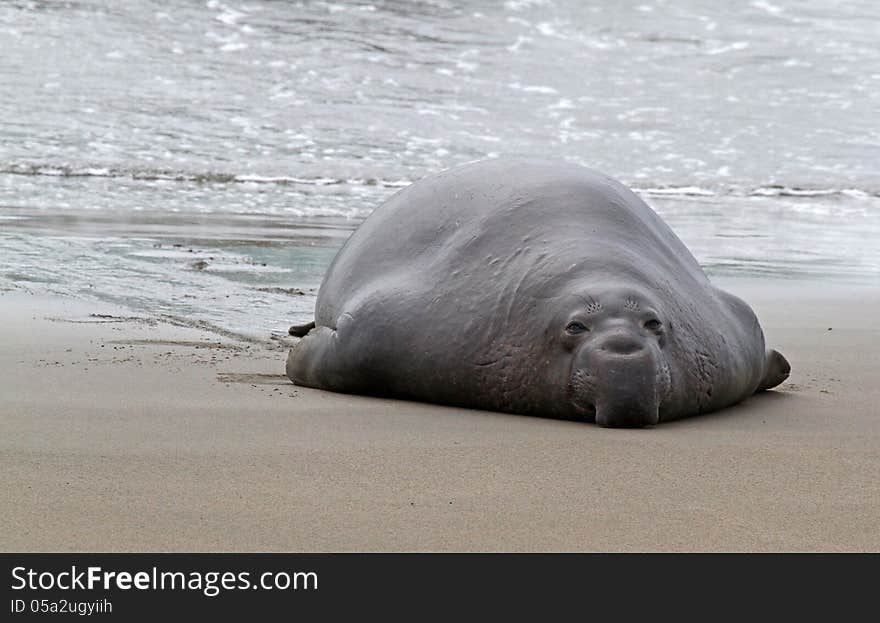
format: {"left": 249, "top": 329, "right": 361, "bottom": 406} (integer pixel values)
{"left": 286, "top": 158, "right": 789, "bottom": 427}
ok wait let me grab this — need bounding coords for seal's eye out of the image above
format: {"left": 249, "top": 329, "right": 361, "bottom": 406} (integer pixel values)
{"left": 565, "top": 321, "right": 589, "bottom": 335}
{"left": 644, "top": 318, "right": 662, "bottom": 332}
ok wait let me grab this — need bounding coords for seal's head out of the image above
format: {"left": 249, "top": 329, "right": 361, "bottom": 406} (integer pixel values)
{"left": 555, "top": 284, "right": 672, "bottom": 427}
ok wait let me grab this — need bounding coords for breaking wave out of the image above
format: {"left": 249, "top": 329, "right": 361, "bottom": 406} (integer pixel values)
{"left": 3, "top": 162, "right": 878, "bottom": 200}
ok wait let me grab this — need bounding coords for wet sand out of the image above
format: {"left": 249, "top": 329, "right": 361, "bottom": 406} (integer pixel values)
{"left": 1, "top": 280, "right": 878, "bottom": 552}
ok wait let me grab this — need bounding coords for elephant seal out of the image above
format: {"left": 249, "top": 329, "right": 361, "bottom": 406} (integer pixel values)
{"left": 286, "top": 158, "right": 789, "bottom": 427}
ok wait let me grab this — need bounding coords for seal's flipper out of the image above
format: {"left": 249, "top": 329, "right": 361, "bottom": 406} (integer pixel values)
{"left": 287, "top": 326, "right": 335, "bottom": 387}
{"left": 289, "top": 320, "right": 316, "bottom": 337}
{"left": 286, "top": 326, "right": 369, "bottom": 394}
{"left": 758, "top": 349, "right": 790, "bottom": 391}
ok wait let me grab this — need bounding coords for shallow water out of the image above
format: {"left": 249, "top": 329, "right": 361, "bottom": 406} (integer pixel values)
{"left": 1, "top": 1, "right": 878, "bottom": 337}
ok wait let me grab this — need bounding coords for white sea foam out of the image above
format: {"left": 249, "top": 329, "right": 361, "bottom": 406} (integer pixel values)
{"left": 751, "top": 187, "right": 839, "bottom": 198}
{"left": 706, "top": 41, "right": 749, "bottom": 55}
{"left": 507, "top": 36, "right": 532, "bottom": 52}
{"left": 751, "top": 1, "right": 783, "bottom": 15}
{"left": 508, "top": 82, "right": 558, "bottom": 94}
{"left": 636, "top": 186, "right": 716, "bottom": 197}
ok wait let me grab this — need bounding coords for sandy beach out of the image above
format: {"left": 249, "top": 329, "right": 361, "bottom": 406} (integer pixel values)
{"left": 1, "top": 279, "right": 878, "bottom": 552}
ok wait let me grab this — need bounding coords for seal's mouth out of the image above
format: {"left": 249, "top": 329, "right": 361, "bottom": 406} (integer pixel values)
{"left": 595, "top": 394, "right": 660, "bottom": 428}
{"left": 567, "top": 358, "right": 671, "bottom": 428}
{"left": 570, "top": 399, "right": 596, "bottom": 421}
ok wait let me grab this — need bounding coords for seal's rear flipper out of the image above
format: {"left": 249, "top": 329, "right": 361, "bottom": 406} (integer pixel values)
{"left": 289, "top": 320, "right": 316, "bottom": 337}
{"left": 758, "top": 349, "right": 791, "bottom": 391}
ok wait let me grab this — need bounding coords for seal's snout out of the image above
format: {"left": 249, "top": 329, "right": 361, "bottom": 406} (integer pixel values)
{"left": 573, "top": 327, "right": 663, "bottom": 428}
{"left": 592, "top": 353, "right": 661, "bottom": 428}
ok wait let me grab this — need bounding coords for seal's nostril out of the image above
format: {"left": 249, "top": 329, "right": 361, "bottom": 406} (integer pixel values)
{"left": 600, "top": 334, "right": 644, "bottom": 355}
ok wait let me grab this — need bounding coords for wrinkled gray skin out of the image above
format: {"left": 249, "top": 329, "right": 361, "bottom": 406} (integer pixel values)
{"left": 287, "top": 158, "right": 790, "bottom": 427}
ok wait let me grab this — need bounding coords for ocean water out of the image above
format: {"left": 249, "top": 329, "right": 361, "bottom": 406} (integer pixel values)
{"left": 1, "top": 0, "right": 878, "bottom": 338}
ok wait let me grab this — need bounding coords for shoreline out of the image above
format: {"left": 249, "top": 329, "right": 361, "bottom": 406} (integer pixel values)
{"left": 1, "top": 280, "right": 879, "bottom": 552}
